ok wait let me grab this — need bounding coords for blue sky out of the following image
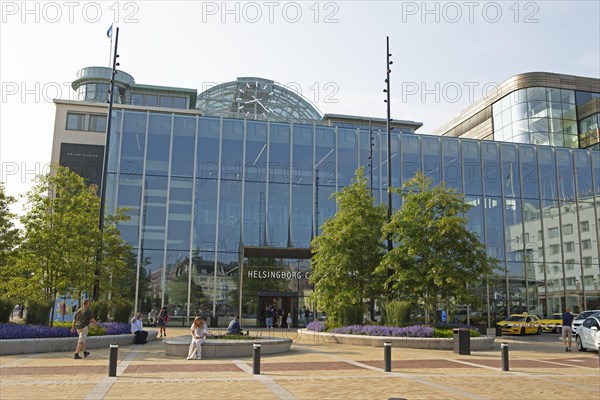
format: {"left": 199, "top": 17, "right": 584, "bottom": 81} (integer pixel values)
{"left": 1, "top": 1, "right": 599, "bottom": 211}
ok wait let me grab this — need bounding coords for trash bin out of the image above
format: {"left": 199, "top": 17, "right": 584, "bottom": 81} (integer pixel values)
{"left": 477, "top": 322, "right": 487, "bottom": 336}
{"left": 453, "top": 328, "right": 471, "bottom": 355}
{"left": 495, "top": 325, "right": 502, "bottom": 337}
{"left": 210, "top": 315, "right": 218, "bottom": 328}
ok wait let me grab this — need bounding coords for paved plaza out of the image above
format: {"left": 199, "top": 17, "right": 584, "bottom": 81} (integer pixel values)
{"left": 1, "top": 327, "right": 598, "bottom": 400}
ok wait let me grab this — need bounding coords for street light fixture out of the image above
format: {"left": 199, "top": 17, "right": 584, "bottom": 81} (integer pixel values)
{"left": 384, "top": 36, "right": 393, "bottom": 295}
{"left": 94, "top": 26, "right": 120, "bottom": 301}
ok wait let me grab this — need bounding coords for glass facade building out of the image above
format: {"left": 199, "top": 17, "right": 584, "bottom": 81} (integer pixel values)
{"left": 53, "top": 68, "right": 600, "bottom": 327}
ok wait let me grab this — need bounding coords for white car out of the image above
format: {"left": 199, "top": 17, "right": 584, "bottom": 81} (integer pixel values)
{"left": 575, "top": 313, "right": 600, "bottom": 352}
{"left": 572, "top": 310, "right": 600, "bottom": 333}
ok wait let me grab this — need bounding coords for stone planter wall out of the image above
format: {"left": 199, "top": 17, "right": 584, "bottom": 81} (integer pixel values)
{"left": 163, "top": 335, "right": 292, "bottom": 358}
{"left": 298, "top": 329, "right": 495, "bottom": 350}
{"left": 0, "top": 331, "right": 158, "bottom": 355}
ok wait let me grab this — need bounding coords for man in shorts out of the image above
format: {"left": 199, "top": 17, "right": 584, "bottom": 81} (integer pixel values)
{"left": 71, "top": 299, "right": 96, "bottom": 359}
{"left": 561, "top": 307, "right": 574, "bottom": 352}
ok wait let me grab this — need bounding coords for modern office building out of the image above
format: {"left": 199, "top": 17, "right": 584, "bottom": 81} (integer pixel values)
{"left": 51, "top": 67, "right": 600, "bottom": 327}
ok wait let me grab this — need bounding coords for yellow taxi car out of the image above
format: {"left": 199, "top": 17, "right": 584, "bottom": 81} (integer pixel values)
{"left": 540, "top": 313, "right": 563, "bottom": 333}
{"left": 497, "top": 313, "right": 542, "bottom": 336}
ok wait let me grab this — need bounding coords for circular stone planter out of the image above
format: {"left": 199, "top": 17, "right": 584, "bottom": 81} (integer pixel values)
{"left": 163, "top": 335, "right": 292, "bottom": 358}
{"left": 298, "top": 329, "right": 495, "bottom": 351}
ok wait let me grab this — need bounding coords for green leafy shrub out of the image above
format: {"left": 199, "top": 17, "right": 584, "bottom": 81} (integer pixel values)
{"left": 340, "top": 304, "right": 365, "bottom": 326}
{"left": 25, "top": 300, "right": 53, "bottom": 326}
{"left": 0, "top": 299, "right": 15, "bottom": 323}
{"left": 433, "top": 328, "right": 480, "bottom": 338}
{"left": 383, "top": 300, "right": 411, "bottom": 327}
{"left": 27, "top": 321, "right": 108, "bottom": 336}
{"left": 110, "top": 299, "right": 133, "bottom": 322}
{"left": 90, "top": 301, "right": 110, "bottom": 322}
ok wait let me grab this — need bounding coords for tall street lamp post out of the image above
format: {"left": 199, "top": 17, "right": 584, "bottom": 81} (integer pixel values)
{"left": 94, "top": 27, "right": 120, "bottom": 301}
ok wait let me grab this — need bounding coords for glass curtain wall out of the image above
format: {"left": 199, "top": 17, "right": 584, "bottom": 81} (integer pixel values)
{"left": 107, "top": 110, "right": 600, "bottom": 327}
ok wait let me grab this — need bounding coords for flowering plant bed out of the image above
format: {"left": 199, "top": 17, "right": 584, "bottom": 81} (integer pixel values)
{"left": 306, "top": 321, "right": 480, "bottom": 338}
{"left": 0, "top": 322, "right": 131, "bottom": 339}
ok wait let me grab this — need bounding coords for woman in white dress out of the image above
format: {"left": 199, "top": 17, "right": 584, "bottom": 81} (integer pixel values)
{"left": 187, "top": 316, "right": 208, "bottom": 360}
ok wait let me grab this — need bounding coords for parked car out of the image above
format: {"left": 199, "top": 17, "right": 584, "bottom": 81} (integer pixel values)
{"left": 496, "top": 313, "right": 542, "bottom": 336}
{"left": 575, "top": 313, "right": 600, "bottom": 352}
{"left": 572, "top": 310, "right": 600, "bottom": 334}
{"left": 540, "top": 313, "right": 563, "bottom": 333}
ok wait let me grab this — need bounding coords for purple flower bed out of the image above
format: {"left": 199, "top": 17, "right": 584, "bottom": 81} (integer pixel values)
{"left": 0, "top": 322, "right": 131, "bottom": 340}
{"left": 306, "top": 321, "right": 326, "bottom": 332}
{"left": 329, "top": 324, "right": 435, "bottom": 338}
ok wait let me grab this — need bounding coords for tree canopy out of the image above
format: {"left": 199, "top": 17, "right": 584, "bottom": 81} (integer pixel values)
{"left": 310, "top": 167, "right": 387, "bottom": 325}
{"left": 379, "top": 171, "right": 497, "bottom": 323}
{"left": 0, "top": 183, "right": 22, "bottom": 301}
{"left": 4, "top": 165, "right": 132, "bottom": 311}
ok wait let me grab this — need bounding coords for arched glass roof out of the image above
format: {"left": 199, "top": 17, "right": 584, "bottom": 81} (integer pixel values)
{"left": 196, "top": 77, "right": 322, "bottom": 123}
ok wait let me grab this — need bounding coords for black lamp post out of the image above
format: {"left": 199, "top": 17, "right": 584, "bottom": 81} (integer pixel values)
{"left": 93, "top": 27, "right": 120, "bottom": 301}
{"left": 384, "top": 36, "right": 393, "bottom": 267}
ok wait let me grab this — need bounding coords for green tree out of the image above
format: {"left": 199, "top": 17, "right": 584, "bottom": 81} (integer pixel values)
{"left": 15, "top": 165, "right": 100, "bottom": 306}
{"left": 0, "top": 183, "right": 22, "bottom": 302}
{"left": 379, "top": 171, "right": 497, "bottom": 324}
{"left": 310, "top": 167, "right": 387, "bottom": 326}
{"left": 11, "top": 165, "right": 133, "bottom": 323}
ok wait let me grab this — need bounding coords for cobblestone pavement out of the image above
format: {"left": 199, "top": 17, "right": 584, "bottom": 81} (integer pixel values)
{"left": 1, "top": 327, "right": 598, "bottom": 400}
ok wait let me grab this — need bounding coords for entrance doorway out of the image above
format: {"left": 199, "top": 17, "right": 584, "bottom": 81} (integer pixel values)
{"left": 258, "top": 292, "right": 298, "bottom": 328}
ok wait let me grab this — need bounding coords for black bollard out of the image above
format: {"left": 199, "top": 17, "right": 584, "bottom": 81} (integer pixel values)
{"left": 384, "top": 342, "right": 392, "bottom": 372}
{"left": 253, "top": 343, "right": 261, "bottom": 375}
{"left": 501, "top": 343, "right": 509, "bottom": 371}
{"left": 108, "top": 344, "right": 118, "bottom": 377}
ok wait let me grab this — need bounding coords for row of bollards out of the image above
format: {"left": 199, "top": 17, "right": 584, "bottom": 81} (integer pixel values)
{"left": 105, "top": 343, "right": 264, "bottom": 378}
{"left": 108, "top": 340, "right": 511, "bottom": 378}
{"left": 381, "top": 342, "right": 511, "bottom": 373}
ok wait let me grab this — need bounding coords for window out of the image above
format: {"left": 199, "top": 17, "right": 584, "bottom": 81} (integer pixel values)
{"left": 159, "top": 95, "right": 187, "bottom": 109}
{"left": 66, "top": 113, "right": 85, "bottom": 130}
{"left": 565, "top": 259, "right": 575, "bottom": 270}
{"left": 562, "top": 224, "right": 573, "bottom": 235}
{"left": 565, "top": 242, "right": 575, "bottom": 252}
{"left": 580, "top": 221, "right": 590, "bottom": 232}
{"left": 582, "top": 239, "right": 591, "bottom": 250}
{"left": 565, "top": 277, "right": 575, "bottom": 286}
{"left": 548, "top": 227, "right": 559, "bottom": 238}
{"left": 583, "top": 257, "right": 593, "bottom": 268}
{"left": 524, "top": 233, "right": 530, "bottom": 242}
{"left": 583, "top": 275, "right": 594, "bottom": 286}
{"left": 89, "top": 115, "right": 107, "bottom": 132}
{"left": 549, "top": 244, "right": 560, "bottom": 255}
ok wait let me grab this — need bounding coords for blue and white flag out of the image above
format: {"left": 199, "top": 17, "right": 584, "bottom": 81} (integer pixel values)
{"left": 106, "top": 24, "right": 113, "bottom": 38}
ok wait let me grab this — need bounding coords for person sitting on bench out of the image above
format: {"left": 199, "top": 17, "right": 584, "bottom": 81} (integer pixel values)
{"left": 227, "top": 315, "right": 242, "bottom": 335}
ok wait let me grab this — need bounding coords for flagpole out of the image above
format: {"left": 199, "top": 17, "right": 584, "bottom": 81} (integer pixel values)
{"left": 107, "top": 24, "right": 114, "bottom": 67}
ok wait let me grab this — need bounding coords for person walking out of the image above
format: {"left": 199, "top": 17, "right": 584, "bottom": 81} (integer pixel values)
{"left": 286, "top": 312, "right": 292, "bottom": 331}
{"left": 561, "top": 307, "right": 574, "bottom": 352}
{"left": 157, "top": 306, "right": 168, "bottom": 337}
{"left": 70, "top": 299, "right": 96, "bottom": 359}
{"left": 265, "top": 305, "right": 274, "bottom": 329}
{"left": 187, "top": 316, "right": 208, "bottom": 360}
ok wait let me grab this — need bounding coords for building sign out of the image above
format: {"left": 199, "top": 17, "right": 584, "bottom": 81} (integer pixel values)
{"left": 247, "top": 270, "right": 310, "bottom": 280}
{"left": 59, "top": 143, "right": 104, "bottom": 189}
